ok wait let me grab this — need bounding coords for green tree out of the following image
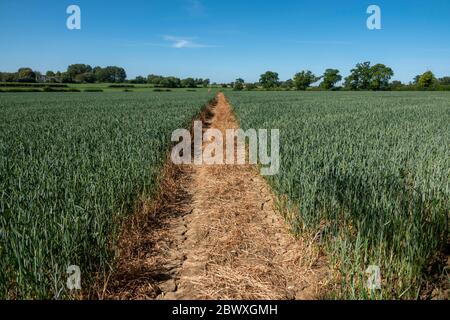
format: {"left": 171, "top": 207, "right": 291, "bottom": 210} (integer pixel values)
{"left": 245, "top": 83, "right": 257, "bottom": 91}
{"left": 75, "top": 72, "right": 96, "bottom": 83}
{"left": 2, "top": 73, "right": 15, "bottom": 82}
{"left": 390, "top": 80, "right": 404, "bottom": 90}
{"left": 17, "top": 68, "right": 36, "bottom": 82}
{"left": 94, "top": 66, "right": 127, "bottom": 83}
{"left": 147, "top": 74, "right": 164, "bottom": 86}
{"left": 110, "top": 67, "right": 127, "bottom": 83}
{"left": 259, "top": 71, "right": 280, "bottom": 89}
{"left": 66, "top": 64, "right": 92, "bottom": 82}
{"left": 60, "top": 72, "right": 72, "bottom": 83}
{"left": 418, "top": 71, "right": 436, "bottom": 88}
{"left": 233, "top": 78, "right": 245, "bottom": 91}
{"left": 344, "top": 62, "right": 372, "bottom": 90}
{"left": 320, "top": 69, "right": 342, "bottom": 89}
{"left": 293, "top": 70, "right": 319, "bottom": 90}
{"left": 412, "top": 75, "right": 421, "bottom": 85}
{"left": 281, "top": 79, "right": 294, "bottom": 89}
{"left": 202, "top": 79, "right": 210, "bottom": 87}
{"left": 130, "top": 76, "right": 147, "bottom": 84}
{"left": 94, "top": 68, "right": 109, "bottom": 83}
{"left": 370, "top": 64, "right": 394, "bottom": 90}
{"left": 438, "top": 77, "right": 450, "bottom": 85}
{"left": 160, "top": 77, "right": 181, "bottom": 88}
{"left": 181, "top": 77, "right": 197, "bottom": 88}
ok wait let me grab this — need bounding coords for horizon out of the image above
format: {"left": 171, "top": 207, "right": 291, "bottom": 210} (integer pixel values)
{"left": 1, "top": 0, "right": 450, "bottom": 83}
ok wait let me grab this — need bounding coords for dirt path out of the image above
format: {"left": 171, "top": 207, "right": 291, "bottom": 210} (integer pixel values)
{"left": 106, "top": 93, "right": 327, "bottom": 300}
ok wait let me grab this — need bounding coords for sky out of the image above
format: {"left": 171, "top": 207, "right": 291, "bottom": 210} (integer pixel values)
{"left": 0, "top": 0, "right": 449, "bottom": 83}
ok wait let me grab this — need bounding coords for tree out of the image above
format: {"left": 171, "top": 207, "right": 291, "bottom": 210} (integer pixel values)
{"left": 259, "top": 71, "right": 280, "bottom": 89}
{"left": 369, "top": 64, "right": 394, "bottom": 90}
{"left": 66, "top": 64, "right": 92, "bottom": 82}
{"left": 412, "top": 75, "right": 421, "bottom": 85}
{"left": 44, "top": 71, "right": 60, "bottom": 83}
{"left": 17, "top": 68, "right": 36, "bottom": 82}
{"left": 160, "top": 77, "right": 181, "bottom": 88}
{"left": 202, "top": 79, "right": 210, "bottom": 87}
{"left": 1, "top": 72, "right": 15, "bottom": 82}
{"left": 245, "top": 83, "right": 257, "bottom": 91}
{"left": 181, "top": 77, "right": 197, "bottom": 88}
{"left": 320, "top": 69, "right": 342, "bottom": 89}
{"left": 94, "top": 66, "right": 127, "bottom": 83}
{"left": 147, "top": 74, "right": 164, "bottom": 86}
{"left": 60, "top": 72, "right": 72, "bottom": 83}
{"left": 344, "top": 62, "right": 372, "bottom": 90}
{"left": 344, "top": 62, "right": 394, "bottom": 90}
{"left": 233, "top": 78, "right": 245, "bottom": 91}
{"left": 130, "top": 76, "right": 147, "bottom": 84}
{"left": 390, "top": 80, "right": 404, "bottom": 90}
{"left": 93, "top": 67, "right": 108, "bottom": 82}
{"left": 439, "top": 77, "right": 450, "bottom": 85}
{"left": 75, "top": 72, "right": 96, "bottom": 83}
{"left": 281, "top": 79, "right": 294, "bottom": 89}
{"left": 110, "top": 66, "right": 126, "bottom": 83}
{"left": 418, "top": 71, "right": 436, "bottom": 88}
{"left": 293, "top": 70, "right": 319, "bottom": 90}
{"left": 193, "top": 78, "right": 209, "bottom": 87}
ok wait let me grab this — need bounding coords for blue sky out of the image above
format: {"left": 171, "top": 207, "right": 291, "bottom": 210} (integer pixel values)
{"left": 1, "top": 0, "right": 449, "bottom": 83}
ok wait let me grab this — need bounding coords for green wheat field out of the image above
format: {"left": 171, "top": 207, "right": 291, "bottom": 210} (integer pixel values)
{"left": 0, "top": 91, "right": 448, "bottom": 299}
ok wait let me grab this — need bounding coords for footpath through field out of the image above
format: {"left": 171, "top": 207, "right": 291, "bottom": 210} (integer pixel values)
{"left": 107, "top": 93, "right": 327, "bottom": 300}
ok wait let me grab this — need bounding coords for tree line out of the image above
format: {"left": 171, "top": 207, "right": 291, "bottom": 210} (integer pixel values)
{"left": 232, "top": 62, "right": 450, "bottom": 91}
{"left": 0, "top": 65, "right": 127, "bottom": 84}
{"left": 0, "top": 64, "right": 210, "bottom": 88}
{"left": 1, "top": 62, "right": 449, "bottom": 91}
{"left": 143, "top": 75, "right": 210, "bottom": 88}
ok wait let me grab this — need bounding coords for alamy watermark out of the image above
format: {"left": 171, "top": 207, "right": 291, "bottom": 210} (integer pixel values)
{"left": 66, "top": 265, "right": 81, "bottom": 291}
{"left": 367, "top": 5, "right": 381, "bottom": 30}
{"left": 65, "top": 5, "right": 381, "bottom": 31}
{"left": 366, "top": 265, "right": 382, "bottom": 290}
{"left": 66, "top": 5, "right": 81, "bottom": 30}
{"left": 171, "top": 121, "right": 280, "bottom": 176}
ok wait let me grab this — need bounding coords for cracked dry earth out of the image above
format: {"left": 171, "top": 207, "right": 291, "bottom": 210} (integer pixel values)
{"left": 106, "top": 93, "right": 328, "bottom": 300}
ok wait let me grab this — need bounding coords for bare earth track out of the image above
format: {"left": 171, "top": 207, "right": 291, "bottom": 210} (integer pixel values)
{"left": 106, "top": 93, "right": 328, "bottom": 300}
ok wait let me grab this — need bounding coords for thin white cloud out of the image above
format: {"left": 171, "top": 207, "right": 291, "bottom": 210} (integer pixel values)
{"left": 120, "top": 36, "right": 218, "bottom": 49}
{"left": 163, "top": 35, "right": 217, "bottom": 49}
